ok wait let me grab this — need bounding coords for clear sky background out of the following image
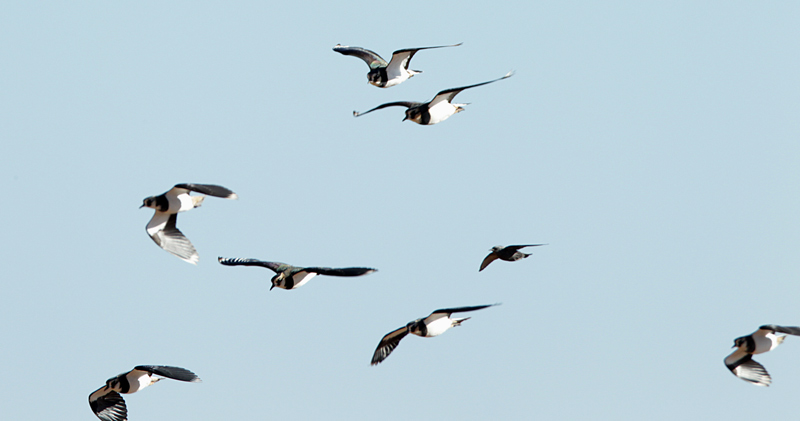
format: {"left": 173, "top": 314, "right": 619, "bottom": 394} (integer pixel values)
{"left": 1, "top": 1, "right": 799, "bottom": 420}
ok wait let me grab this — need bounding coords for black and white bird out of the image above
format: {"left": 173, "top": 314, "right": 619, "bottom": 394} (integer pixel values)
{"left": 725, "top": 325, "right": 800, "bottom": 386}
{"left": 88, "top": 365, "right": 201, "bottom": 421}
{"left": 140, "top": 183, "right": 237, "bottom": 264}
{"left": 333, "top": 43, "right": 461, "bottom": 88}
{"left": 218, "top": 257, "right": 377, "bottom": 290}
{"left": 479, "top": 244, "right": 546, "bottom": 272}
{"left": 353, "top": 71, "right": 513, "bottom": 125}
{"left": 371, "top": 304, "right": 499, "bottom": 365}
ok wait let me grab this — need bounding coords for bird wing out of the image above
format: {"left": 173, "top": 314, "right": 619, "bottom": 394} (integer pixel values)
{"left": 89, "top": 389, "right": 127, "bottom": 421}
{"left": 479, "top": 253, "right": 499, "bottom": 271}
{"left": 371, "top": 326, "right": 410, "bottom": 365}
{"left": 147, "top": 212, "right": 199, "bottom": 264}
{"left": 217, "top": 257, "right": 284, "bottom": 273}
{"left": 428, "top": 71, "right": 514, "bottom": 107}
{"left": 303, "top": 267, "right": 377, "bottom": 277}
{"left": 353, "top": 101, "right": 421, "bottom": 117}
{"left": 760, "top": 325, "right": 800, "bottom": 336}
{"left": 387, "top": 43, "right": 462, "bottom": 71}
{"left": 173, "top": 183, "right": 238, "bottom": 199}
{"left": 430, "top": 304, "right": 499, "bottom": 318}
{"left": 506, "top": 244, "right": 547, "bottom": 251}
{"left": 332, "top": 45, "right": 388, "bottom": 69}
{"left": 133, "top": 365, "right": 201, "bottom": 383}
{"left": 725, "top": 350, "right": 771, "bottom": 386}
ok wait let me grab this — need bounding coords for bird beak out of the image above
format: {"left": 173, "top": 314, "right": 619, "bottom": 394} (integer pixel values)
{"left": 402, "top": 116, "right": 408, "bottom": 122}
{"left": 139, "top": 204, "right": 144, "bottom": 209}
{"left": 270, "top": 284, "right": 275, "bottom": 291}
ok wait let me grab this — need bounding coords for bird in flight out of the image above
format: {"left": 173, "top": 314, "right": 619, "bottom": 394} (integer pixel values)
{"left": 353, "top": 71, "right": 514, "bottom": 125}
{"left": 479, "top": 244, "right": 546, "bottom": 272}
{"left": 141, "top": 183, "right": 237, "bottom": 264}
{"left": 88, "top": 365, "right": 201, "bottom": 421}
{"left": 218, "top": 257, "right": 376, "bottom": 290}
{"left": 333, "top": 43, "right": 462, "bottom": 88}
{"left": 371, "top": 304, "right": 499, "bottom": 365}
{"left": 725, "top": 324, "right": 800, "bottom": 386}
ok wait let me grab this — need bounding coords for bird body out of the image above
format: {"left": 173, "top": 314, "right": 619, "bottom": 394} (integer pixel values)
{"left": 333, "top": 43, "right": 461, "bottom": 88}
{"left": 724, "top": 325, "right": 800, "bottom": 386}
{"left": 371, "top": 304, "right": 498, "bottom": 365}
{"left": 218, "top": 257, "right": 376, "bottom": 290}
{"left": 89, "top": 365, "right": 200, "bottom": 421}
{"left": 141, "top": 183, "right": 237, "bottom": 264}
{"left": 353, "top": 72, "right": 513, "bottom": 125}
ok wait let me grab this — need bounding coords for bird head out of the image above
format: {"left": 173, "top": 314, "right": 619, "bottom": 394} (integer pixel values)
{"left": 140, "top": 196, "right": 156, "bottom": 209}
{"left": 404, "top": 108, "right": 421, "bottom": 123}
{"left": 270, "top": 273, "right": 285, "bottom": 290}
{"left": 732, "top": 336, "right": 747, "bottom": 348}
{"left": 367, "top": 69, "right": 383, "bottom": 87}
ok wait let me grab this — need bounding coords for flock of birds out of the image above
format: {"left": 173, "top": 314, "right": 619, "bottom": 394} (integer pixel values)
{"left": 87, "top": 42, "right": 796, "bottom": 421}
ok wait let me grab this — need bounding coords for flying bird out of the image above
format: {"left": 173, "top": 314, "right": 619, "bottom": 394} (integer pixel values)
{"left": 88, "top": 365, "right": 201, "bottom": 421}
{"left": 725, "top": 325, "right": 800, "bottom": 386}
{"left": 479, "top": 244, "right": 546, "bottom": 272}
{"left": 141, "top": 183, "right": 237, "bottom": 264}
{"left": 333, "top": 43, "right": 462, "bottom": 88}
{"left": 371, "top": 304, "right": 499, "bottom": 365}
{"left": 218, "top": 257, "right": 377, "bottom": 290}
{"left": 353, "top": 71, "right": 514, "bottom": 125}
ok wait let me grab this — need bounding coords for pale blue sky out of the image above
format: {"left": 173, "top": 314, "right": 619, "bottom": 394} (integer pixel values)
{"left": 1, "top": 1, "right": 799, "bottom": 420}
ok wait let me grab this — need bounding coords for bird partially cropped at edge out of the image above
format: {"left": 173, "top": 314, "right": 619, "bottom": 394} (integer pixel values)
{"left": 88, "top": 365, "right": 201, "bottom": 421}
{"left": 479, "top": 244, "right": 546, "bottom": 272}
{"left": 333, "top": 43, "right": 462, "bottom": 88}
{"left": 140, "top": 183, "right": 237, "bottom": 264}
{"left": 724, "top": 325, "right": 800, "bottom": 386}
{"left": 371, "top": 304, "right": 500, "bottom": 365}
{"left": 353, "top": 71, "right": 514, "bottom": 125}
{"left": 218, "top": 257, "right": 377, "bottom": 290}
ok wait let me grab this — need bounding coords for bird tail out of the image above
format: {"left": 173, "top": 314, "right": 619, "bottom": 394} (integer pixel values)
{"left": 453, "top": 317, "right": 471, "bottom": 327}
{"left": 777, "top": 335, "right": 787, "bottom": 345}
{"left": 409, "top": 69, "right": 422, "bottom": 76}
{"left": 192, "top": 195, "right": 205, "bottom": 208}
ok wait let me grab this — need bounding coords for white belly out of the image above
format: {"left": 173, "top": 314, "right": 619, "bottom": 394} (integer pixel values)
{"left": 126, "top": 372, "right": 154, "bottom": 394}
{"left": 753, "top": 333, "right": 780, "bottom": 354}
{"left": 383, "top": 68, "right": 410, "bottom": 88}
{"left": 427, "top": 101, "right": 458, "bottom": 124}
{"left": 423, "top": 317, "right": 454, "bottom": 337}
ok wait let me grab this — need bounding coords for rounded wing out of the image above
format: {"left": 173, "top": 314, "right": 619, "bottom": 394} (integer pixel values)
{"left": 429, "top": 71, "right": 514, "bottom": 107}
{"left": 387, "top": 43, "right": 462, "bottom": 71}
{"left": 725, "top": 350, "right": 771, "bottom": 386}
{"left": 430, "top": 304, "right": 499, "bottom": 318}
{"left": 173, "top": 183, "right": 238, "bottom": 199}
{"left": 218, "top": 257, "right": 284, "bottom": 273}
{"left": 304, "top": 267, "right": 377, "bottom": 277}
{"left": 147, "top": 212, "right": 199, "bottom": 265}
{"left": 333, "top": 45, "right": 388, "bottom": 69}
{"left": 133, "top": 365, "right": 201, "bottom": 382}
{"left": 89, "top": 390, "right": 127, "bottom": 421}
{"left": 353, "top": 101, "right": 421, "bottom": 117}
{"left": 479, "top": 252, "right": 499, "bottom": 272}
{"left": 371, "top": 326, "right": 410, "bottom": 365}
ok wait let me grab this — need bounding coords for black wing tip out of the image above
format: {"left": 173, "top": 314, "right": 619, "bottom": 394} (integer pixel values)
{"left": 353, "top": 110, "right": 361, "bottom": 117}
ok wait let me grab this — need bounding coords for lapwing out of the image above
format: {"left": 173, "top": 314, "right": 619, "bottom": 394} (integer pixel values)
{"left": 479, "top": 244, "right": 546, "bottom": 272}
{"left": 88, "top": 365, "right": 200, "bottom": 421}
{"left": 371, "top": 304, "right": 499, "bottom": 365}
{"left": 218, "top": 257, "right": 376, "bottom": 290}
{"left": 141, "top": 183, "right": 237, "bottom": 264}
{"left": 333, "top": 43, "right": 461, "bottom": 88}
{"left": 353, "top": 71, "right": 513, "bottom": 125}
{"left": 725, "top": 325, "right": 800, "bottom": 386}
